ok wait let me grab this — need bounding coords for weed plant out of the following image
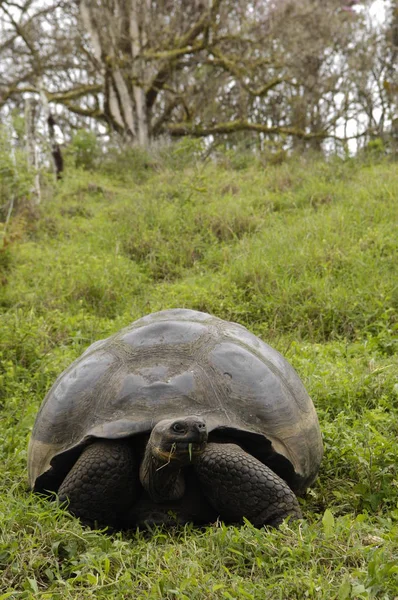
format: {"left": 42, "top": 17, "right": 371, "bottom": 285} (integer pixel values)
{"left": 0, "top": 148, "right": 397, "bottom": 598}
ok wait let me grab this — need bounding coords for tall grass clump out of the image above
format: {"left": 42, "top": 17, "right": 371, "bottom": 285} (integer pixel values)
{"left": 1, "top": 147, "right": 397, "bottom": 598}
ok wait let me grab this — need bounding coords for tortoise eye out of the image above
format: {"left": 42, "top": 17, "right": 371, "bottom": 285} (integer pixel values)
{"left": 172, "top": 422, "right": 185, "bottom": 433}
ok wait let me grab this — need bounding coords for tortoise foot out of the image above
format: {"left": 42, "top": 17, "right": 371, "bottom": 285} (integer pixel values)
{"left": 58, "top": 440, "right": 137, "bottom": 529}
{"left": 194, "top": 443, "right": 302, "bottom": 527}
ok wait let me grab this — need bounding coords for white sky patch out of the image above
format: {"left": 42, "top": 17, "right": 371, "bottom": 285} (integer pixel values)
{"left": 369, "top": 0, "right": 387, "bottom": 22}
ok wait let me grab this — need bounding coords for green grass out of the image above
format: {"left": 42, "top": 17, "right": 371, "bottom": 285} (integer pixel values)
{"left": 1, "top": 152, "right": 398, "bottom": 598}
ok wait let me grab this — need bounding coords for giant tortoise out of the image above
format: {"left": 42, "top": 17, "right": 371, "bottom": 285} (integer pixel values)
{"left": 28, "top": 309, "right": 323, "bottom": 529}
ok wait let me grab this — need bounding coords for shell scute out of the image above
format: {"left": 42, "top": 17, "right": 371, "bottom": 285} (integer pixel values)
{"left": 118, "top": 320, "right": 208, "bottom": 349}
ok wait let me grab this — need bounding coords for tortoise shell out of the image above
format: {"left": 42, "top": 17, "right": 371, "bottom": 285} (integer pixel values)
{"left": 28, "top": 309, "right": 323, "bottom": 494}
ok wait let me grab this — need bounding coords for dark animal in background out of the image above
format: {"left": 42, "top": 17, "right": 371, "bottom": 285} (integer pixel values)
{"left": 47, "top": 114, "right": 63, "bottom": 179}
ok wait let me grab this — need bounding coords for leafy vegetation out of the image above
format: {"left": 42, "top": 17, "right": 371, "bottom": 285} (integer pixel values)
{"left": 1, "top": 149, "right": 397, "bottom": 598}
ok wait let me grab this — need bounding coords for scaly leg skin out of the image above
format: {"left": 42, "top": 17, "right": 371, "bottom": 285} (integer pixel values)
{"left": 194, "top": 443, "right": 302, "bottom": 528}
{"left": 58, "top": 440, "right": 138, "bottom": 530}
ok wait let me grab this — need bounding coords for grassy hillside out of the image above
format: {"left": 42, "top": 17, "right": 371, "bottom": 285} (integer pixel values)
{"left": 1, "top": 150, "right": 397, "bottom": 599}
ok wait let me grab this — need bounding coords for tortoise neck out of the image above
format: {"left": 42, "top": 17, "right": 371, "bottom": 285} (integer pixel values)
{"left": 139, "top": 443, "right": 185, "bottom": 503}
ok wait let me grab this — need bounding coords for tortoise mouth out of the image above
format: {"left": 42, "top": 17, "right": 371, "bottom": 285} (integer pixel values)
{"left": 152, "top": 440, "right": 207, "bottom": 461}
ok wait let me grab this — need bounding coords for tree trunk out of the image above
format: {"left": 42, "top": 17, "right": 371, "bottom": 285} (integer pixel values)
{"left": 130, "top": 0, "right": 149, "bottom": 147}
{"left": 79, "top": 0, "right": 149, "bottom": 145}
{"left": 24, "top": 98, "right": 41, "bottom": 205}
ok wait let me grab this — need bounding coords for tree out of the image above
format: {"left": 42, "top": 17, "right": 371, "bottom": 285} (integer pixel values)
{"left": 0, "top": 0, "right": 395, "bottom": 151}
{"left": 0, "top": 1, "right": 102, "bottom": 132}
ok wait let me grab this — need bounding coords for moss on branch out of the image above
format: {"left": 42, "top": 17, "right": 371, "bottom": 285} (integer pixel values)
{"left": 166, "top": 120, "right": 328, "bottom": 139}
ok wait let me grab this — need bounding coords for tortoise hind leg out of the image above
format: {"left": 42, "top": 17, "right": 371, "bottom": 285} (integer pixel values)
{"left": 58, "top": 439, "right": 138, "bottom": 530}
{"left": 194, "top": 443, "right": 302, "bottom": 528}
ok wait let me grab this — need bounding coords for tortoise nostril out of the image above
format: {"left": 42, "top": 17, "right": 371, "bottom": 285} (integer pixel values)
{"left": 194, "top": 422, "right": 207, "bottom": 434}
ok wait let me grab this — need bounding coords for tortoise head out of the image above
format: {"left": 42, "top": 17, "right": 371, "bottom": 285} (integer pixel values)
{"left": 139, "top": 416, "right": 208, "bottom": 503}
{"left": 148, "top": 416, "right": 208, "bottom": 463}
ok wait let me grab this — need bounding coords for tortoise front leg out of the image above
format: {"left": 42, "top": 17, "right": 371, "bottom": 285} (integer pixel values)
{"left": 58, "top": 439, "right": 138, "bottom": 529}
{"left": 194, "top": 443, "right": 302, "bottom": 528}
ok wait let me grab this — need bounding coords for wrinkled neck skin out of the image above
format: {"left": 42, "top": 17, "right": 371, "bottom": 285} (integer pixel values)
{"left": 139, "top": 442, "right": 186, "bottom": 503}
